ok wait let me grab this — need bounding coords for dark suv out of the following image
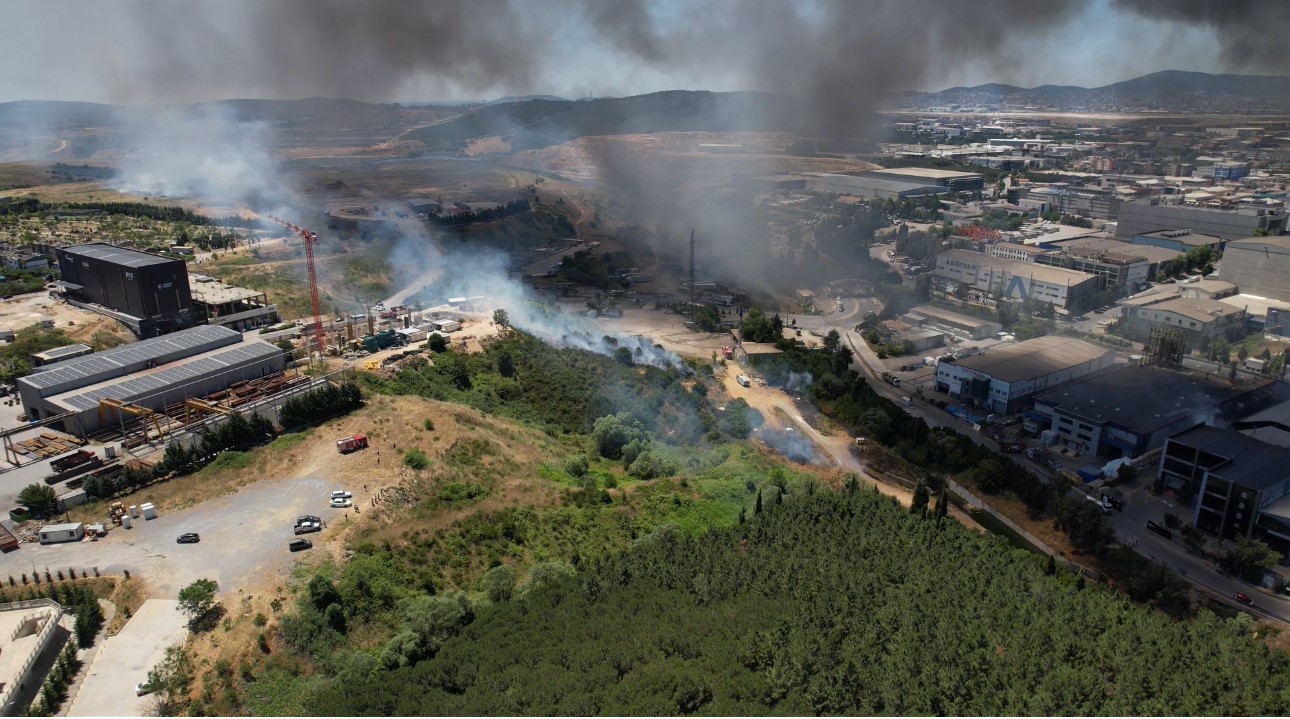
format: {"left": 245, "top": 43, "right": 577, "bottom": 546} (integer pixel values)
{"left": 176, "top": 533, "right": 200, "bottom": 544}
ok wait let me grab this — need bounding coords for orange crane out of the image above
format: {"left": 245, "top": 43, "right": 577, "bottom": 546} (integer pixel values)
{"left": 267, "top": 215, "right": 327, "bottom": 354}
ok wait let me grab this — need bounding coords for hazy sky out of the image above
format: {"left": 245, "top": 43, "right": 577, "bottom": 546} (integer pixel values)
{"left": 0, "top": 0, "right": 1282, "bottom": 105}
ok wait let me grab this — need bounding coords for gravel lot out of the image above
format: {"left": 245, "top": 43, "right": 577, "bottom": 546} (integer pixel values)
{"left": 0, "top": 475, "right": 349, "bottom": 596}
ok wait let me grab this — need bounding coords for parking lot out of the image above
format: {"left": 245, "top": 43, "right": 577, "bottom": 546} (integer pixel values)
{"left": 67, "top": 599, "right": 186, "bottom": 717}
{"left": 0, "top": 475, "right": 345, "bottom": 597}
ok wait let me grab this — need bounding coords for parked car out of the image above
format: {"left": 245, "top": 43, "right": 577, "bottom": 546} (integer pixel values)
{"left": 175, "top": 533, "right": 200, "bottom": 544}
{"left": 296, "top": 515, "right": 321, "bottom": 527}
{"left": 330, "top": 497, "right": 353, "bottom": 508}
{"left": 1235, "top": 592, "right": 1254, "bottom": 606}
{"left": 294, "top": 522, "right": 321, "bottom": 535}
{"left": 289, "top": 538, "right": 313, "bottom": 552}
{"left": 136, "top": 680, "right": 158, "bottom": 696}
{"left": 330, "top": 490, "right": 352, "bottom": 500}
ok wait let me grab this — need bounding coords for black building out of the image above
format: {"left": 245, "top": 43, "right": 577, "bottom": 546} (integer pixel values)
{"left": 56, "top": 244, "right": 203, "bottom": 338}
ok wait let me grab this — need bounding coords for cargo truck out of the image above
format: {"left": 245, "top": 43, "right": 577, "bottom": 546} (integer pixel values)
{"left": 336, "top": 435, "right": 369, "bottom": 453}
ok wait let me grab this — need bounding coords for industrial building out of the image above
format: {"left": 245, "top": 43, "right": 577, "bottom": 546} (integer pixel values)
{"left": 1217, "top": 236, "right": 1290, "bottom": 303}
{"left": 1024, "top": 185, "right": 1120, "bottom": 220}
{"left": 1119, "top": 296, "right": 1246, "bottom": 348}
{"left": 801, "top": 172, "right": 946, "bottom": 200}
{"left": 16, "top": 325, "right": 285, "bottom": 437}
{"left": 934, "top": 336, "right": 1116, "bottom": 414}
{"left": 863, "top": 167, "right": 985, "bottom": 193}
{"left": 56, "top": 244, "right": 202, "bottom": 338}
{"left": 1034, "top": 245, "right": 1150, "bottom": 290}
{"left": 1030, "top": 366, "right": 1274, "bottom": 458}
{"left": 1115, "top": 199, "right": 1286, "bottom": 241}
{"left": 934, "top": 249, "right": 1101, "bottom": 309}
{"left": 904, "top": 305, "right": 1001, "bottom": 340}
{"left": 1131, "top": 229, "right": 1225, "bottom": 253}
{"left": 31, "top": 343, "right": 93, "bottom": 367}
{"left": 1157, "top": 425, "right": 1290, "bottom": 548}
{"left": 189, "top": 274, "right": 279, "bottom": 331}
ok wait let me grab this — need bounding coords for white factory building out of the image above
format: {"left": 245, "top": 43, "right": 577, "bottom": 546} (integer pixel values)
{"left": 934, "top": 336, "right": 1117, "bottom": 414}
{"left": 935, "top": 249, "right": 1101, "bottom": 309}
{"left": 16, "top": 325, "right": 286, "bottom": 437}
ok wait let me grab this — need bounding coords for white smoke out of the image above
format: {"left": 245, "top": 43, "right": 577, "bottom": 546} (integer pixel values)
{"left": 110, "top": 104, "right": 298, "bottom": 214}
{"left": 392, "top": 239, "right": 687, "bottom": 370}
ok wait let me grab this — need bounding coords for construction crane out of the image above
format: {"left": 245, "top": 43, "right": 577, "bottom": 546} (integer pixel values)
{"left": 267, "top": 215, "right": 327, "bottom": 354}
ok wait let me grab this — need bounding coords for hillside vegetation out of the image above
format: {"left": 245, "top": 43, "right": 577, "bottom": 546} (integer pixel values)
{"left": 298, "top": 488, "right": 1290, "bottom": 716}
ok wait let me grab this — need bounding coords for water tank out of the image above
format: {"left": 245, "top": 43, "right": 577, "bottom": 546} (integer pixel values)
{"left": 128, "top": 505, "right": 139, "bottom": 518}
{"left": 121, "top": 514, "right": 132, "bottom": 529}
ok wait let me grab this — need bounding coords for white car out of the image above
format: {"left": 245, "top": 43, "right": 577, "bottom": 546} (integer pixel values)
{"left": 330, "top": 490, "right": 352, "bottom": 500}
{"left": 330, "top": 497, "right": 353, "bottom": 508}
{"left": 136, "top": 680, "right": 158, "bottom": 696}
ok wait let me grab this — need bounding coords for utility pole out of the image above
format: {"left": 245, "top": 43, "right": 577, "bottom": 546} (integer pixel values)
{"left": 689, "top": 229, "right": 696, "bottom": 322}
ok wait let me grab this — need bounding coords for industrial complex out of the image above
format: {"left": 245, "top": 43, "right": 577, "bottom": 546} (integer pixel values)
{"left": 934, "top": 336, "right": 1116, "bottom": 414}
{"left": 16, "top": 325, "right": 287, "bottom": 437}
{"left": 1030, "top": 366, "right": 1274, "bottom": 459}
{"left": 55, "top": 244, "right": 202, "bottom": 339}
{"left": 934, "top": 249, "right": 1101, "bottom": 309}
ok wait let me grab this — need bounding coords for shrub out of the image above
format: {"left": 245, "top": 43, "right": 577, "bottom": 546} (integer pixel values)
{"left": 403, "top": 448, "right": 430, "bottom": 471}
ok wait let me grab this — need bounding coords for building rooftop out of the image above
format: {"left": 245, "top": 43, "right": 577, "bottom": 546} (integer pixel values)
{"left": 47, "top": 339, "right": 284, "bottom": 413}
{"left": 32, "top": 344, "right": 92, "bottom": 362}
{"left": 1050, "top": 236, "right": 1182, "bottom": 265}
{"left": 867, "top": 167, "right": 982, "bottom": 181}
{"left": 189, "top": 275, "right": 265, "bottom": 305}
{"left": 1186, "top": 279, "right": 1237, "bottom": 296}
{"left": 18, "top": 325, "right": 241, "bottom": 395}
{"left": 1134, "top": 229, "right": 1225, "bottom": 247}
{"left": 0, "top": 599, "right": 61, "bottom": 695}
{"left": 1218, "top": 293, "right": 1290, "bottom": 320}
{"left": 910, "top": 304, "right": 1000, "bottom": 330}
{"left": 942, "top": 336, "right": 1112, "bottom": 384}
{"left": 1224, "top": 235, "right": 1290, "bottom": 251}
{"left": 938, "top": 249, "right": 1097, "bottom": 286}
{"left": 1167, "top": 425, "right": 1290, "bottom": 491}
{"left": 38, "top": 522, "right": 83, "bottom": 533}
{"left": 1145, "top": 297, "right": 1245, "bottom": 323}
{"left": 1034, "top": 366, "right": 1256, "bottom": 434}
{"left": 59, "top": 243, "right": 179, "bottom": 268}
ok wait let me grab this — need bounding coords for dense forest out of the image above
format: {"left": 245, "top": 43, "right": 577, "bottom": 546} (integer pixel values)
{"left": 290, "top": 490, "right": 1290, "bottom": 716}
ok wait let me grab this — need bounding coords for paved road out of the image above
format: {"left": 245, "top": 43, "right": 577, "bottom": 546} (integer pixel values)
{"left": 0, "top": 476, "right": 341, "bottom": 597}
{"left": 68, "top": 599, "right": 187, "bottom": 717}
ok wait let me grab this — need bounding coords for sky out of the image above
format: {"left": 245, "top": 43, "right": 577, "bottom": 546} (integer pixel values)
{"left": 0, "top": 0, "right": 1282, "bottom": 105}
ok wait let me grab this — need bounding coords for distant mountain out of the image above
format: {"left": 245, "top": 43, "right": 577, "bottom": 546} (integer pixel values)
{"left": 902, "top": 70, "right": 1290, "bottom": 110}
{"left": 488, "top": 94, "right": 569, "bottom": 105}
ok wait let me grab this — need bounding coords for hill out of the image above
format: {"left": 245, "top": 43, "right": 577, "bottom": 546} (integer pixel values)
{"left": 901, "top": 70, "right": 1290, "bottom": 111}
{"left": 402, "top": 90, "right": 803, "bottom": 151}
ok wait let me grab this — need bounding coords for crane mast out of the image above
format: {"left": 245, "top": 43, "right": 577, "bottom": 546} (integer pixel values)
{"left": 267, "top": 215, "right": 326, "bottom": 354}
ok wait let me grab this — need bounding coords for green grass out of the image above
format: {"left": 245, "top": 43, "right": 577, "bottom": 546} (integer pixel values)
{"left": 200, "top": 451, "right": 254, "bottom": 474}
{"left": 266, "top": 431, "right": 312, "bottom": 453}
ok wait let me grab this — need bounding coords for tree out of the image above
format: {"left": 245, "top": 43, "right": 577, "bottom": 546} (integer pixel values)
{"left": 591, "top": 413, "right": 648, "bottom": 460}
{"left": 492, "top": 309, "right": 510, "bottom": 328}
{"left": 910, "top": 480, "right": 931, "bottom": 516}
{"left": 144, "top": 645, "right": 192, "bottom": 716}
{"left": 403, "top": 448, "right": 430, "bottom": 471}
{"left": 177, "top": 579, "right": 219, "bottom": 630}
{"left": 754, "top": 490, "right": 763, "bottom": 515}
{"left": 1225, "top": 536, "right": 1282, "bottom": 582}
{"left": 497, "top": 351, "right": 516, "bottom": 378}
{"left": 74, "top": 596, "right": 104, "bottom": 647}
{"left": 426, "top": 333, "right": 449, "bottom": 353}
{"left": 481, "top": 565, "right": 518, "bottom": 603}
{"left": 18, "top": 484, "right": 58, "bottom": 519}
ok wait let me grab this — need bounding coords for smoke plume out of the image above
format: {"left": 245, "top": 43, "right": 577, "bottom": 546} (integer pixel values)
{"left": 1115, "top": 0, "right": 1290, "bottom": 76}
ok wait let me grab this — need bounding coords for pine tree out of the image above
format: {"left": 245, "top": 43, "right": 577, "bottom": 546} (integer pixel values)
{"left": 754, "top": 490, "right": 763, "bottom": 516}
{"left": 1045, "top": 554, "right": 1057, "bottom": 576}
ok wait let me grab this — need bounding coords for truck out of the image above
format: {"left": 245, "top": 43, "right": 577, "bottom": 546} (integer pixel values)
{"left": 336, "top": 435, "right": 369, "bottom": 454}
{"left": 721, "top": 346, "right": 734, "bottom": 360}
{"left": 736, "top": 374, "right": 751, "bottom": 388}
{"left": 998, "top": 442, "right": 1026, "bottom": 454}
{"left": 881, "top": 372, "right": 901, "bottom": 387}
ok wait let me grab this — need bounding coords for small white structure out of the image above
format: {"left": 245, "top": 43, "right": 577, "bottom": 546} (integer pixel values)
{"left": 433, "top": 319, "right": 461, "bottom": 333}
{"left": 140, "top": 503, "right": 157, "bottom": 520}
{"left": 38, "top": 522, "right": 85, "bottom": 544}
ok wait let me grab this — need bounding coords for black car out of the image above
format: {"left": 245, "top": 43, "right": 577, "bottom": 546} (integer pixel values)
{"left": 176, "top": 533, "right": 200, "bottom": 544}
{"left": 289, "top": 538, "right": 313, "bottom": 552}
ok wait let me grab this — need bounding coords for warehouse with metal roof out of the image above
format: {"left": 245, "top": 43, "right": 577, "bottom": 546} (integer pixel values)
{"left": 16, "top": 325, "right": 285, "bottom": 436}
{"left": 934, "top": 336, "right": 1117, "bottom": 414}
